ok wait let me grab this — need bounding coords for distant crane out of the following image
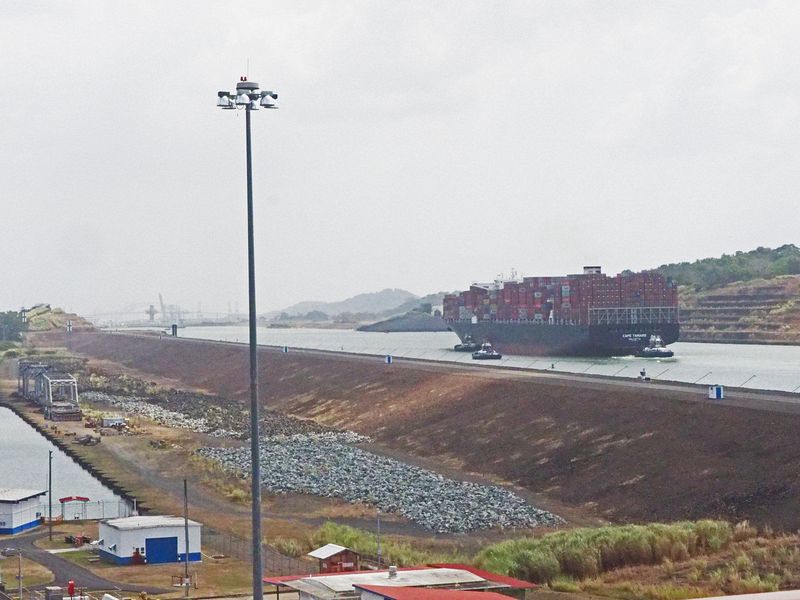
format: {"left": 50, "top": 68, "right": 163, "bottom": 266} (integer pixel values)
{"left": 146, "top": 305, "right": 158, "bottom": 322}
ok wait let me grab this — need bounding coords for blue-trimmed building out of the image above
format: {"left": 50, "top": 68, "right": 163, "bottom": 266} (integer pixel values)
{"left": 98, "top": 516, "right": 202, "bottom": 565}
{"left": 0, "top": 489, "right": 46, "bottom": 535}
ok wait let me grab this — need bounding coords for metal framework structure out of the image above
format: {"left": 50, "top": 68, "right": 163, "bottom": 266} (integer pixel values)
{"left": 35, "top": 372, "right": 79, "bottom": 408}
{"left": 17, "top": 361, "right": 50, "bottom": 399}
{"left": 588, "top": 306, "right": 679, "bottom": 326}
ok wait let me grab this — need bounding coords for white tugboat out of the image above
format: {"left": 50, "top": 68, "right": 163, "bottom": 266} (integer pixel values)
{"left": 635, "top": 335, "right": 674, "bottom": 358}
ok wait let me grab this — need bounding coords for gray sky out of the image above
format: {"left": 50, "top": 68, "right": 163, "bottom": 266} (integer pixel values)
{"left": 2, "top": 1, "right": 799, "bottom": 317}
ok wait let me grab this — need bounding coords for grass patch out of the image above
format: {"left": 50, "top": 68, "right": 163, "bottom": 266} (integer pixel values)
{"left": 476, "top": 520, "right": 733, "bottom": 583}
{"left": 311, "top": 522, "right": 466, "bottom": 567}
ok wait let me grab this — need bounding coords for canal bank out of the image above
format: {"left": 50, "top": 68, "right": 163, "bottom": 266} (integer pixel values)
{"left": 27, "top": 329, "right": 800, "bottom": 531}
{"left": 0, "top": 402, "right": 137, "bottom": 511}
{"left": 119, "top": 324, "right": 800, "bottom": 393}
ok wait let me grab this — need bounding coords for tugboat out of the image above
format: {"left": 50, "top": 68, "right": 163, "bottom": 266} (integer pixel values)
{"left": 472, "top": 342, "right": 502, "bottom": 360}
{"left": 635, "top": 335, "right": 674, "bottom": 359}
{"left": 454, "top": 335, "right": 481, "bottom": 352}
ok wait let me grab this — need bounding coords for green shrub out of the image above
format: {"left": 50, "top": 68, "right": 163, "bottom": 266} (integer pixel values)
{"left": 273, "top": 537, "right": 306, "bottom": 558}
{"left": 725, "top": 573, "right": 780, "bottom": 594}
{"left": 733, "top": 520, "right": 758, "bottom": 542}
{"left": 311, "top": 522, "right": 464, "bottom": 567}
{"left": 694, "top": 520, "right": 732, "bottom": 553}
{"left": 476, "top": 520, "right": 733, "bottom": 582}
{"left": 557, "top": 540, "right": 600, "bottom": 579}
{"left": 515, "top": 548, "right": 560, "bottom": 583}
{"left": 549, "top": 576, "right": 580, "bottom": 593}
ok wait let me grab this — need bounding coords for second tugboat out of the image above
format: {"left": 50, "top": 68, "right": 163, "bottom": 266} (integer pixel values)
{"left": 472, "top": 342, "right": 502, "bottom": 360}
{"left": 454, "top": 335, "right": 481, "bottom": 352}
{"left": 635, "top": 335, "right": 674, "bottom": 358}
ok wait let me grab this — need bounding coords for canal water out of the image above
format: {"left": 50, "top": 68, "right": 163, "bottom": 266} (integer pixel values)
{"left": 141, "top": 325, "right": 800, "bottom": 394}
{"left": 0, "top": 406, "right": 123, "bottom": 507}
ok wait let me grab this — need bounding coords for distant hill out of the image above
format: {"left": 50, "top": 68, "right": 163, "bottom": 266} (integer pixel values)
{"left": 280, "top": 288, "right": 419, "bottom": 318}
{"left": 652, "top": 244, "right": 800, "bottom": 290}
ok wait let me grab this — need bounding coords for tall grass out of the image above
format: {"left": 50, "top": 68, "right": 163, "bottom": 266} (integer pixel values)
{"left": 311, "top": 522, "right": 465, "bottom": 567}
{"left": 476, "top": 520, "right": 734, "bottom": 583}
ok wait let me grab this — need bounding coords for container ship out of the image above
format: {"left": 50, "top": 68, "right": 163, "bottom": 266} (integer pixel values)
{"left": 443, "top": 266, "right": 680, "bottom": 357}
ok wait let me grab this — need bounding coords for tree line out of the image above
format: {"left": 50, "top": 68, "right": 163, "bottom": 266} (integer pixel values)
{"left": 651, "top": 244, "right": 800, "bottom": 290}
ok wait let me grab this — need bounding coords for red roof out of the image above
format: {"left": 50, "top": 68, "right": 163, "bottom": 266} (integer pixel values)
{"left": 354, "top": 585, "right": 515, "bottom": 600}
{"left": 428, "top": 564, "right": 537, "bottom": 590}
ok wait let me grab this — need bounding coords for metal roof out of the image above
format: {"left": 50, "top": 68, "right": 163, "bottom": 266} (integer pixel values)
{"left": 102, "top": 516, "right": 201, "bottom": 530}
{"left": 274, "top": 568, "right": 493, "bottom": 598}
{"left": 308, "top": 543, "right": 351, "bottom": 559}
{"left": 0, "top": 489, "right": 46, "bottom": 503}
{"left": 354, "top": 585, "right": 514, "bottom": 600}
{"left": 428, "top": 564, "right": 537, "bottom": 590}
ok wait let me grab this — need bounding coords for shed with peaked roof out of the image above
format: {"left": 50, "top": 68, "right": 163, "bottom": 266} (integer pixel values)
{"left": 308, "top": 543, "right": 361, "bottom": 573}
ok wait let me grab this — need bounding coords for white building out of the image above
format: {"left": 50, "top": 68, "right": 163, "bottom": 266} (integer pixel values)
{"left": 0, "top": 489, "right": 46, "bottom": 535}
{"left": 98, "top": 515, "right": 201, "bottom": 565}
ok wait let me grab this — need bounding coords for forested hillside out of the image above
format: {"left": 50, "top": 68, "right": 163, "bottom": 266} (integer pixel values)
{"left": 653, "top": 244, "right": 800, "bottom": 290}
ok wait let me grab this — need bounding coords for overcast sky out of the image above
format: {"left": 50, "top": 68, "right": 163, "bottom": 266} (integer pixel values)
{"left": 2, "top": 1, "right": 798, "bottom": 317}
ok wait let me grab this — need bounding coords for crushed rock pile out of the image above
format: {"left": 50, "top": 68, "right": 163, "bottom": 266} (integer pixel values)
{"left": 82, "top": 388, "right": 565, "bottom": 533}
{"left": 198, "top": 433, "right": 564, "bottom": 533}
{"left": 80, "top": 391, "right": 329, "bottom": 439}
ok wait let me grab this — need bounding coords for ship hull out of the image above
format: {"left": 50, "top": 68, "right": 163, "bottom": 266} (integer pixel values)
{"left": 447, "top": 320, "right": 680, "bottom": 357}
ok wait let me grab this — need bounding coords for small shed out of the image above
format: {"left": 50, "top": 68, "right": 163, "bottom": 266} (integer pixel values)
{"left": 308, "top": 543, "right": 361, "bottom": 573}
{"left": 0, "top": 489, "right": 46, "bottom": 535}
{"left": 98, "top": 515, "right": 202, "bottom": 565}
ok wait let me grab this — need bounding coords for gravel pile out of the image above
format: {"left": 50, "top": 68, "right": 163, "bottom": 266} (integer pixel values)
{"left": 81, "top": 391, "right": 217, "bottom": 433}
{"left": 81, "top": 390, "right": 334, "bottom": 439}
{"left": 83, "top": 388, "right": 565, "bottom": 533}
{"left": 198, "top": 434, "right": 563, "bottom": 533}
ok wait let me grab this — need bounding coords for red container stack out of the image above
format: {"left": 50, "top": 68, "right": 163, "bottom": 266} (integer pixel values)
{"left": 442, "top": 268, "right": 678, "bottom": 324}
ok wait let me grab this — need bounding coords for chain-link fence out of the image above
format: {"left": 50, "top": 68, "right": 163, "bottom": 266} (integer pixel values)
{"left": 34, "top": 500, "right": 132, "bottom": 523}
{"left": 202, "top": 528, "right": 314, "bottom": 576}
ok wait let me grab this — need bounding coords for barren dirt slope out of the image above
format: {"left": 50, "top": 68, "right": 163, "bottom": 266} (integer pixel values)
{"left": 48, "top": 331, "right": 800, "bottom": 530}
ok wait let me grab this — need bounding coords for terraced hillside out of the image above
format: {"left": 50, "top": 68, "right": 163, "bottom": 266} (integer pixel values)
{"left": 680, "top": 275, "right": 800, "bottom": 344}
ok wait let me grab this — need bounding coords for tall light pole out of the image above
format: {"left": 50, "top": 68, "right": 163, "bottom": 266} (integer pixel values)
{"left": 217, "top": 77, "right": 278, "bottom": 600}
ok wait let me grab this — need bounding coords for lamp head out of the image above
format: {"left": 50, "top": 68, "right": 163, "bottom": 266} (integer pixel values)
{"left": 260, "top": 90, "right": 278, "bottom": 108}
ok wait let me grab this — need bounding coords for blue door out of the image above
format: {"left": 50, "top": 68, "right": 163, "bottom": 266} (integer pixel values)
{"left": 146, "top": 536, "right": 178, "bottom": 564}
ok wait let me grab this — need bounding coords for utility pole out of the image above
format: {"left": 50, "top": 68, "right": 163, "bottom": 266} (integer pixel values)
{"left": 376, "top": 509, "right": 382, "bottom": 569}
{"left": 48, "top": 451, "right": 53, "bottom": 541}
{"left": 183, "top": 479, "right": 190, "bottom": 598}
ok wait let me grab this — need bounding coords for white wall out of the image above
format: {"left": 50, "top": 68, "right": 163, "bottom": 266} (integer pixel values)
{"left": 0, "top": 497, "right": 44, "bottom": 531}
{"left": 98, "top": 523, "right": 201, "bottom": 559}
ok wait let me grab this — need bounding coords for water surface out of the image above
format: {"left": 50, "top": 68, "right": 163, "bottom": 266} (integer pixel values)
{"left": 127, "top": 326, "right": 800, "bottom": 393}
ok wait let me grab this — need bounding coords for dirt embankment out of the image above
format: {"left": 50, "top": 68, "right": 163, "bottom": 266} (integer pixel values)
{"left": 36, "top": 331, "right": 800, "bottom": 530}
